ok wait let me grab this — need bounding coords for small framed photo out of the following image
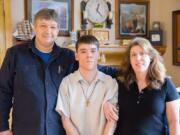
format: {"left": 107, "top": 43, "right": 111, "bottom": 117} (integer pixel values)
{"left": 88, "top": 28, "right": 110, "bottom": 44}
{"left": 149, "top": 30, "right": 163, "bottom": 45}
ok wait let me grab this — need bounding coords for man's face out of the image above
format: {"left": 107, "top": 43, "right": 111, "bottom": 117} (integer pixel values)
{"left": 75, "top": 43, "right": 99, "bottom": 71}
{"left": 33, "top": 19, "right": 59, "bottom": 48}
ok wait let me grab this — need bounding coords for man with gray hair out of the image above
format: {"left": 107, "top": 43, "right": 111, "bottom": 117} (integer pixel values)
{"left": 0, "top": 8, "right": 73, "bottom": 135}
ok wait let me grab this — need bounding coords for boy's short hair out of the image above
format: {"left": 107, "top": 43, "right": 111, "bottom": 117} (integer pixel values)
{"left": 34, "top": 8, "right": 59, "bottom": 27}
{"left": 75, "top": 35, "right": 100, "bottom": 51}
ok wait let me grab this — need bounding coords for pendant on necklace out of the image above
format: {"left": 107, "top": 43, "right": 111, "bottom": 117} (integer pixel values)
{"left": 86, "top": 100, "right": 90, "bottom": 107}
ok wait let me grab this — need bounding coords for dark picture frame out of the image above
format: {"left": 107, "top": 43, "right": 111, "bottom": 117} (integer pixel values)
{"left": 172, "top": 10, "right": 180, "bottom": 66}
{"left": 115, "top": 0, "right": 149, "bottom": 39}
{"left": 25, "top": 0, "right": 74, "bottom": 36}
{"left": 149, "top": 30, "right": 163, "bottom": 45}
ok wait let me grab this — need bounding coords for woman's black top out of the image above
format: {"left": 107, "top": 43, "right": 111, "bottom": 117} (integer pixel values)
{"left": 114, "top": 78, "right": 179, "bottom": 135}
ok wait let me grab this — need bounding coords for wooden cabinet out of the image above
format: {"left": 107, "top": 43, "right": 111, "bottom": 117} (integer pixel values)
{"left": 98, "top": 45, "right": 126, "bottom": 66}
{"left": 173, "top": 10, "right": 180, "bottom": 65}
{"left": 67, "top": 44, "right": 166, "bottom": 66}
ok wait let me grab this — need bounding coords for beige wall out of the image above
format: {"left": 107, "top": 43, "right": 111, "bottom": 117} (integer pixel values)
{"left": 11, "top": 0, "right": 180, "bottom": 86}
{"left": 150, "top": 0, "right": 180, "bottom": 86}
{"left": 162, "top": 0, "right": 180, "bottom": 86}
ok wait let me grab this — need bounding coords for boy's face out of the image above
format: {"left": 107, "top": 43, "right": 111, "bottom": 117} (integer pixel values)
{"left": 75, "top": 43, "right": 99, "bottom": 71}
{"left": 33, "top": 19, "right": 59, "bottom": 47}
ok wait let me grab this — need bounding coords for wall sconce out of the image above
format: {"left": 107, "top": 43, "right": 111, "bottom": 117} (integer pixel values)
{"left": 106, "top": 11, "right": 113, "bottom": 29}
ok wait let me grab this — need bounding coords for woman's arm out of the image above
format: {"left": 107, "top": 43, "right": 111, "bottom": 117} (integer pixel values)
{"left": 0, "top": 130, "right": 13, "bottom": 135}
{"left": 166, "top": 99, "right": 180, "bottom": 135}
{"left": 103, "top": 120, "right": 116, "bottom": 135}
{"left": 61, "top": 112, "right": 80, "bottom": 135}
{"left": 103, "top": 102, "right": 119, "bottom": 121}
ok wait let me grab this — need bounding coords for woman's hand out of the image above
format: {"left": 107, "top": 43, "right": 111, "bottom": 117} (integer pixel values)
{"left": 103, "top": 102, "right": 119, "bottom": 121}
{"left": 0, "top": 130, "right": 13, "bottom": 135}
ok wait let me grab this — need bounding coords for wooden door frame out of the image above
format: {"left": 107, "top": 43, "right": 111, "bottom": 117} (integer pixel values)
{"left": 0, "top": 0, "right": 13, "bottom": 65}
{"left": 172, "top": 10, "right": 180, "bottom": 65}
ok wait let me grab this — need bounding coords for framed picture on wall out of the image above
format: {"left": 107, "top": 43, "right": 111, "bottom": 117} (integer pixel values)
{"left": 115, "top": 0, "right": 149, "bottom": 39}
{"left": 25, "top": 0, "right": 74, "bottom": 36}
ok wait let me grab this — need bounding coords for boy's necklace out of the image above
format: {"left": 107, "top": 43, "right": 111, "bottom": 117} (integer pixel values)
{"left": 79, "top": 80, "right": 99, "bottom": 107}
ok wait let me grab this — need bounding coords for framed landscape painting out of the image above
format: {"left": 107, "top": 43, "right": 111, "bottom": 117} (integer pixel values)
{"left": 115, "top": 0, "right": 149, "bottom": 39}
{"left": 25, "top": 0, "right": 74, "bottom": 36}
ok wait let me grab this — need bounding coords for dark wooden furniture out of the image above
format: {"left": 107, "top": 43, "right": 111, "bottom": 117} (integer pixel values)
{"left": 172, "top": 10, "right": 180, "bottom": 65}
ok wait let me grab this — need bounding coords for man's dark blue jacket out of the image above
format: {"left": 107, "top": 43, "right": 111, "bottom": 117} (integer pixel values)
{"left": 0, "top": 40, "right": 118, "bottom": 135}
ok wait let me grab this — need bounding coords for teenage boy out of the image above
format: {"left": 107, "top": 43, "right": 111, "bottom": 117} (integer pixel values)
{"left": 56, "top": 35, "right": 118, "bottom": 135}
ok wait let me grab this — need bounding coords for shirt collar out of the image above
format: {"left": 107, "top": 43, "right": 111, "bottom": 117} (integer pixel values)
{"left": 27, "top": 36, "right": 61, "bottom": 59}
{"left": 74, "top": 70, "right": 105, "bottom": 84}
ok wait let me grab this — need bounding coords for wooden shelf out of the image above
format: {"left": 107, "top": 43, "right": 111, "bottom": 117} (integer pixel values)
{"left": 152, "top": 45, "right": 167, "bottom": 55}
{"left": 66, "top": 44, "right": 166, "bottom": 66}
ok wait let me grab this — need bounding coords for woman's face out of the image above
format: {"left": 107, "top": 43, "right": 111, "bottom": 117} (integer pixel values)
{"left": 130, "top": 45, "right": 151, "bottom": 75}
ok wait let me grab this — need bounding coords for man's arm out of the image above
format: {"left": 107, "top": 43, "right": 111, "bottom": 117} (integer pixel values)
{"left": 0, "top": 49, "right": 14, "bottom": 133}
{"left": 61, "top": 112, "right": 80, "bottom": 135}
{"left": 98, "top": 65, "right": 119, "bottom": 78}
